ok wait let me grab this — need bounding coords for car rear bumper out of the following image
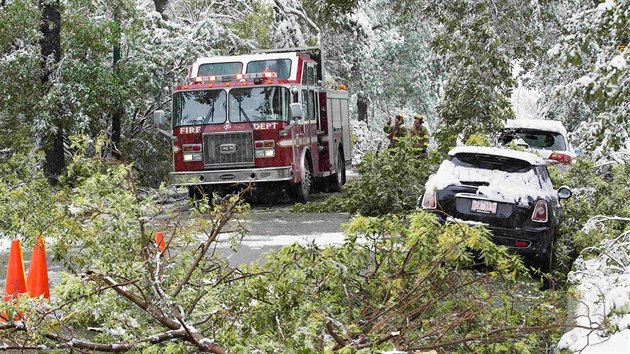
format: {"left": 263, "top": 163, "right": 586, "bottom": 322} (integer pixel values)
{"left": 487, "top": 225, "right": 553, "bottom": 256}
{"left": 438, "top": 215, "right": 553, "bottom": 256}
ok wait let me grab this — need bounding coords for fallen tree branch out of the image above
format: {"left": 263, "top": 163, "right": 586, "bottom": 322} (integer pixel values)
{"left": 405, "top": 324, "right": 601, "bottom": 351}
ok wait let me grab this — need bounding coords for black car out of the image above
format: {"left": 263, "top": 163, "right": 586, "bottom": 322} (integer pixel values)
{"left": 419, "top": 146, "right": 572, "bottom": 271}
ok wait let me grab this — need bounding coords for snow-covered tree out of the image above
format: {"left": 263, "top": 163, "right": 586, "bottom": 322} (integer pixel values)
{"left": 548, "top": 0, "right": 629, "bottom": 163}
{"left": 428, "top": 0, "right": 541, "bottom": 148}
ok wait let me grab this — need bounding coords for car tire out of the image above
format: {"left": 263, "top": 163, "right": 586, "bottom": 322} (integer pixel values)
{"left": 289, "top": 158, "right": 312, "bottom": 203}
{"left": 329, "top": 150, "right": 345, "bottom": 193}
{"left": 539, "top": 238, "right": 554, "bottom": 274}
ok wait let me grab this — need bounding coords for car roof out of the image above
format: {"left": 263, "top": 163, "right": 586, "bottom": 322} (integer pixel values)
{"left": 503, "top": 119, "right": 568, "bottom": 136}
{"left": 448, "top": 146, "right": 546, "bottom": 166}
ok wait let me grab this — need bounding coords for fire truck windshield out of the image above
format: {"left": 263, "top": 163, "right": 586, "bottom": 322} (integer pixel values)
{"left": 228, "top": 87, "right": 291, "bottom": 123}
{"left": 173, "top": 90, "right": 227, "bottom": 127}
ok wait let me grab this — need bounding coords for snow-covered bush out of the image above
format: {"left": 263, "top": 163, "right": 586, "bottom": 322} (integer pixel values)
{"left": 294, "top": 137, "right": 441, "bottom": 215}
{"left": 558, "top": 225, "right": 630, "bottom": 353}
{"left": 349, "top": 119, "right": 386, "bottom": 165}
{"left": 550, "top": 159, "right": 630, "bottom": 276}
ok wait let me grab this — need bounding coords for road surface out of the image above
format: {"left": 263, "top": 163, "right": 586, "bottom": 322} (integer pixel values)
{"left": 0, "top": 191, "right": 354, "bottom": 291}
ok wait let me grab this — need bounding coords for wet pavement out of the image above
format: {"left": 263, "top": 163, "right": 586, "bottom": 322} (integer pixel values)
{"left": 0, "top": 191, "right": 353, "bottom": 290}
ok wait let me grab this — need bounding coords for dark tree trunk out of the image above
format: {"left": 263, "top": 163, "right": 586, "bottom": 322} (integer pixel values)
{"left": 357, "top": 95, "right": 368, "bottom": 123}
{"left": 111, "top": 12, "right": 122, "bottom": 160}
{"left": 43, "top": 129, "right": 65, "bottom": 185}
{"left": 39, "top": 0, "right": 64, "bottom": 185}
{"left": 111, "top": 107, "right": 123, "bottom": 159}
{"left": 153, "top": 0, "right": 168, "bottom": 20}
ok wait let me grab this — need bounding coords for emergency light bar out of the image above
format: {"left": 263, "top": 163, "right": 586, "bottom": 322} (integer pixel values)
{"left": 191, "top": 72, "right": 278, "bottom": 84}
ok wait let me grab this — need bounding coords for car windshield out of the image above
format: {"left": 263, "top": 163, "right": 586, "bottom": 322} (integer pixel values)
{"left": 499, "top": 128, "right": 567, "bottom": 151}
{"left": 173, "top": 90, "right": 227, "bottom": 127}
{"left": 452, "top": 153, "right": 532, "bottom": 173}
{"left": 228, "top": 87, "right": 291, "bottom": 123}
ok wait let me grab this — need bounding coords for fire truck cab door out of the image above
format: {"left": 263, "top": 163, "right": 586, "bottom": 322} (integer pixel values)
{"left": 295, "top": 62, "right": 319, "bottom": 175}
{"left": 301, "top": 63, "right": 318, "bottom": 143}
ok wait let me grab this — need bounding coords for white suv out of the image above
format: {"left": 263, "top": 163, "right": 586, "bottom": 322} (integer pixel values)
{"left": 498, "top": 119, "right": 574, "bottom": 165}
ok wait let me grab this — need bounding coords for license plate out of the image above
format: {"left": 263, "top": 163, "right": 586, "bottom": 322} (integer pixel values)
{"left": 470, "top": 199, "right": 497, "bottom": 214}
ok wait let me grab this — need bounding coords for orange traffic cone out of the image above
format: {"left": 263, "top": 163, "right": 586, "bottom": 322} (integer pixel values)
{"left": 155, "top": 232, "right": 166, "bottom": 253}
{"left": 2, "top": 240, "right": 27, "bottom": 323}
{"left": 4, "top": 240, "right": 27, "bottom": 301}
{"left": 26, "top": 237, "right": 49, "bottom": 299}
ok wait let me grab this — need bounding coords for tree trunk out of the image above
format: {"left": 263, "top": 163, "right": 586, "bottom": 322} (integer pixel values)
{"left": 111, "top": 107, "right": 123, "bottom": 159}
{"left": 112, "top": 11, "right": 122, "bottom": 160}
{"left": 153, "top": 0, "right": 168, "bottom": 20}
{"left": 39, "top": 0, "right": 64, "bottom": 185}
{"left": 43, "top": 130, "right": 65, "bottom": 185}
{"left": 357, "top": 95, "right": 368, "bottom": 123}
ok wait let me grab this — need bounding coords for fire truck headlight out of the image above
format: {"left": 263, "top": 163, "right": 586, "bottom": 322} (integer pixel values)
{"left": 255, "top": 149, "right": 275, "bottom": 158}
{"left": 183, "top": 153, "right": 202, "bottom": 162}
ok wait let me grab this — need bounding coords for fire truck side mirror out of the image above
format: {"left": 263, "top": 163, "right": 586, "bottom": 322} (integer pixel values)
{"left": 153, "top": 110, "right": 166, "bottom": 126}
{"left": 290, "top": 103, "right": 302, "bottom": 120}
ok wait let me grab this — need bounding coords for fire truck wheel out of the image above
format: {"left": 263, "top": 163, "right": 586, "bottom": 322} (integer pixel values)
{"left": 329, "top": 151, "right": 346, "bottom": 193}
{"left": 289, "top": 159, "right": 312, "bottom": 203}
{"left": 188, "top": 185, "right": 213, "bottom": 207}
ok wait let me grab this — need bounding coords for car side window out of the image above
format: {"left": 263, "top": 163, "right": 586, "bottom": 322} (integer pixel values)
{"left": 534, "top": 166, "right": 552, "bottom": 189}
{"left": 538, "top": 166, "right": 550, "bottom": 181}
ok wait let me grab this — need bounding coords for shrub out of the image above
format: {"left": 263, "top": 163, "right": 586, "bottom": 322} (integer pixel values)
{"left": 550, "top": 160, "right": 630, "bottom": 275}
{"left": 293, "top": 136, "right": 442, "bottom": 215}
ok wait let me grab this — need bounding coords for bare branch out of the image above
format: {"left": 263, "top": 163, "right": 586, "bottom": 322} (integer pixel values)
{"left": 171, "top": 189, "right": 249, "bottom": 297}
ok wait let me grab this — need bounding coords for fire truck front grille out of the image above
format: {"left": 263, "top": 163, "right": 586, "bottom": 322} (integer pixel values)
{"left": 203, "top": 131, "right": 255, "bottom": 169}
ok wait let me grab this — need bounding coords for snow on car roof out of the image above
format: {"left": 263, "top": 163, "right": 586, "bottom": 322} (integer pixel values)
{"left": 448, "top": 146, "right": 546, "bottom": 165}
{"left": 504, "top": 119, "right": 568, "bottom": 136}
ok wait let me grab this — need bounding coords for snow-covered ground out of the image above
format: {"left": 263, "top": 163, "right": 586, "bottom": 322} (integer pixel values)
{"left": 558, "top": 228, "right": 630, "bottom": 353}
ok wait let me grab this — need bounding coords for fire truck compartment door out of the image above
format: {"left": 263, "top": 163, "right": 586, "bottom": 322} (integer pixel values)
{"left": 326, "top": 91, "right": 351, "bottom": 165}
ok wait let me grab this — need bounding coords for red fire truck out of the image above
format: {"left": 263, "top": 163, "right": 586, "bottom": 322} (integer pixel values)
{"left": 154, "top": 47, "right": 351, "bottom": 202}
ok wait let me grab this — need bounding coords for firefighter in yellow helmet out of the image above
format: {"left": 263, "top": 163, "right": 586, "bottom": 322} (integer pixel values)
{"left": 410, "top": 114, "right": 430, "bottom": 158}
{"left": 384, "top": 114, "right": 407, "bottom": 149}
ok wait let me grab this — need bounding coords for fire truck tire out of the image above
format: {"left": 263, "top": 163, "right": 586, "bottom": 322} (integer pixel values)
{"left": 289, "top": 158, "right": 312, "bottom": 203}
{"left": 329, "top": 150, "right": 346, "bottom": 193}
{"left": 188, "top": 185, "right": 213, "bottom": 207}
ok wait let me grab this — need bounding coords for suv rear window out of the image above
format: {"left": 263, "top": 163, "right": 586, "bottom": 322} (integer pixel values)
{"left": 452, "top": 153, "right": 532, "bottom": 173}
{"left": 499, "top": 128, "right": 567, "bottom": 151}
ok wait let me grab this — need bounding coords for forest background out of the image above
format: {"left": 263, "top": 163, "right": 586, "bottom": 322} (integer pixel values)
{"left": 1, "top": 0, "right": 627, "bottom": 185}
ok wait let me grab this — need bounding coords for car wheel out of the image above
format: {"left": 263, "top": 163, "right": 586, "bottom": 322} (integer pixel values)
{"left": 540, "top": 238, "right": 554, "bottom": 274}
{"left": 329, "top": 150, "right": 345, "bottom": 193}
{"left": 289, "top": 158, "right": 312, "bottom": 203}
